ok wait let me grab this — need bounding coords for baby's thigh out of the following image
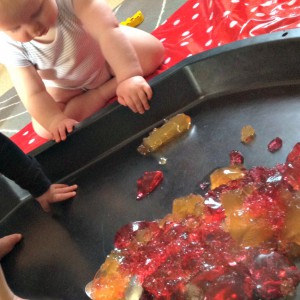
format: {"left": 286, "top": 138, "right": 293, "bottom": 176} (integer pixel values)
{"left": 46, "top": 86, "right": 84, "bottom": 103}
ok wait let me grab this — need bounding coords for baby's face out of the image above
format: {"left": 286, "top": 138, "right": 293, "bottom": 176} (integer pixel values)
{"left": 0, "top": 0, "right": 58, "bottom": 42}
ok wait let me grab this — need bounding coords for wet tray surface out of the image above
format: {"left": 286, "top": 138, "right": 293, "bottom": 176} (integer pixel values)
{"left": 1, "top": 29, "right": 300, "bottom": 299}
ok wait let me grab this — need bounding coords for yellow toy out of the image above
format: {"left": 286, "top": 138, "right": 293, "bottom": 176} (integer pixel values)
{"left": 120, "top": 10, "right": 144, "bottom": 27}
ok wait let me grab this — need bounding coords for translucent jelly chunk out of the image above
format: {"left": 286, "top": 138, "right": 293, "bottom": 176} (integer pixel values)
{"left": 225, "top": 208, "right": 273, "bottom": 247}
{"left": 88, "top": 252, "right": 131, "bottom": 300}
{"left": 241, "top": 125, "right": 255, "bottom": 144}
{"left": 210, "top": 166, "right": 246, "bottom": 190}
{"left": 283, "top": 143, "right": 300, "bottom": 190}
{"left": 136, "top": 171, "right": 163, "bottom": 200}
{"left": 137, "top": 113, "right": 191, "bottom": 155}
{"left": 230, "top": 150, "right": 244, "bottom": 166}
{"left": 196, "top": 268, "right": 254, "bottom": 299}
{"left": 268, "top": 137, "right": 283, "bottom": 153}
{"left": 249, "top": 252, "right": 300, "bottom": 299}
{"left": 124, "top": 276, "right": 143, "bottom": 300}
{"left": 281, "top": 192, "right": 300, "bottom": 245}
{"left": 114, "top": 221, "right": 161, "bottom": 249}
{"left": 221, "top": 184, "right": 286, "bottom": 247}
{"left": 220, "top": 189, "right": 245, "bottom": 215}
{"left": 172, "top": 194, "right": 205, "bottom": 220}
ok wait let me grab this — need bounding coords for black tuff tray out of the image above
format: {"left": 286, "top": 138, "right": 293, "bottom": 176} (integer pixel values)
{"left": 1, "top": 28, "right": 300, "bottom": 299}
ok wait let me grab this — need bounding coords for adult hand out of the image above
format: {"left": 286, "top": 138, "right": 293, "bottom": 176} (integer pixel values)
{"left": 0, "top": 234, "right": 22, "bottom": 260}
{"left": 0, "top": 235, "right": 26, "bottom": 300}
{"left": 116, "top": 76, "right": 153, "bottom": 114}
{"left": 36, "top": 184, "right": 78, "bottom": 213}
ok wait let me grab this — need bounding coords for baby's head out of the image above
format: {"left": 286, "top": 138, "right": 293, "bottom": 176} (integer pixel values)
{"left": 0, "top": 0, "right": 19, "bottom": 20}
{"left": 0, "top": 0, "right": 58, "bottom": 42}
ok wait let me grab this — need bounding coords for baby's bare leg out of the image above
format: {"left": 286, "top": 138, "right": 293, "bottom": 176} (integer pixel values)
{"left": 32, "top": 28, "right": 164, "bottom": 139}
{"left": 63, "top": 27, "right": 164, "bottom": 119}
{"left": 43, "top": 28, "right": 164, "bottom": 121}
{"left": 62, "top": 80, "right": 117, "bottom": 121}
{"left": 120, "top": 25, "right": 165, "bottom": 76}
{"left": 32, "top": 85, "right": 114, "bottom": 139}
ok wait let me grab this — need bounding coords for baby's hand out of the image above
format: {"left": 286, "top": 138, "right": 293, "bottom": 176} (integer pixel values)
{"left": 49, "top": 116, "right": 79, "bottom": 142}
{"left": 116, "top": 76, "right": 153, "bottom": 114}
{"left": 36, "top": 184, "right": 78, "bottom": 213}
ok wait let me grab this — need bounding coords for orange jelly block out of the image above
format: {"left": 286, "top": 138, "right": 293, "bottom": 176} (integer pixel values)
{"left": 224, "top": 207, "right": 273, "bottom": 247}
{"left": 281, "top": 194, "right": 300, "bottom": 245}
{"left": 172, "top": 194, "right": 205, "bottom": 219}
{"left": 158, "top": 194, "right": 205, "bottom": 227}
{"left": 137, "top": 113, "right": 191, "bottom": 155}
{"left": 220, "top": 189, "right": 245, "bottom": 215}
{"left": 210, "top": 166, "right": 246, "bottom": 190}
{"left": 221, "top": 187, "right": 276, "bottom": 247}
{"left": 86, "top": 252, "right": 131, "bottom": 300}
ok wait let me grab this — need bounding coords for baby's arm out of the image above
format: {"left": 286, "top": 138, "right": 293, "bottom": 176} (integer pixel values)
{"left": 73, "top": 0, "right": 152, "bottom": 114}
{"left": 36, "top": 184, "right": 77, "bottom": 213}
{"left": 0, "top": 133, "right": 77, "bottom": 212}
{"left": 6, "top": 65, "right": 78, "bottom": 142}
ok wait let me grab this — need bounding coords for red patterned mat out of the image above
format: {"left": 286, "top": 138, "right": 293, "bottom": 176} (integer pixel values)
{"left": 11, "top": 0, "right": 300, "bottom": 153}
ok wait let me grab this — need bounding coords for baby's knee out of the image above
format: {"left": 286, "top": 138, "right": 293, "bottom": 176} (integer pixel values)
{"left": 156, "top": 41, "right": 165, "bottom": 63}
{"left": 121, "top": 26, "right": 165, "bottom": 74}
{"left": 151, "top": 39, "right": 165, "bottom": 63}
{"left": 141, "top": 38, "right": 165, "bottom": 76}
{"left": 32, "top": 119, "right": 52, "bottom": 140}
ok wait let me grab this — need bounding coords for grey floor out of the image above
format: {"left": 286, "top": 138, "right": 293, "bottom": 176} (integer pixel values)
{"left": 0, "top": 0, "right": 187, "bottom": 138}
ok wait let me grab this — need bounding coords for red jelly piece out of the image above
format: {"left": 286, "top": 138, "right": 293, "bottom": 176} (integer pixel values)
{"left": 287, "top": 143, "right": 300, "bottom": 160}
{"left": 203, "top": 269, "right": 254, "bottom": 299}
{"left": 137, "top": 171, "right": 163, "bottom": 200}
{"left": 283, "top": 143, "right": 300, "bottom": 190}
{"left": 249, "top": 252, "right": 300, "bottom": 299}
{"left": 114, "top": 221, "right": 161, "bottom": 249}
{"left": 268, "top": 137, "right": 283, "bottom": 153}
{"left": 230, "top": 150, "right": 244, "bottom": 165}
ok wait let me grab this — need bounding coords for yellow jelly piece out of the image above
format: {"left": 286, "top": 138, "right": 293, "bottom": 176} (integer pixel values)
{"left": 225, "top": 209, "right": 273, "bottom": 247}
{"left": 241, "top": 125, "right": 256, "bottom": 144}
{"left": 220, "top": 190, "right": 245, "bottom": 216}
{"left": 172, "top": 194, "right": 205, "bottom": 220}
{"left": 135, "top": 227, "right": 156, "bottom": 245}
{"left": 221, "top": 188, "right": 274, "bottom": 246}
{"left": 89, "top": 252, "right": 131, "bottom": 300}
{"left": 281, "top": 194, "right": 300, "bottom": 245}
{"left": 210, "top": 166, "right": 246, "bottom": 190}
{"left": 158, "top": 213, "right": 175, "bottom": 228}
{"left": 220, "top": 186, "right": 255, "bottom": 215}
{"left": 137, "top": 113, "right": 191, "bottom": 155}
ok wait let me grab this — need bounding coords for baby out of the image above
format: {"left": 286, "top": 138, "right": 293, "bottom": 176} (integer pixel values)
{"left": 0, "top": 0, "right": 165, "bottom": 142}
